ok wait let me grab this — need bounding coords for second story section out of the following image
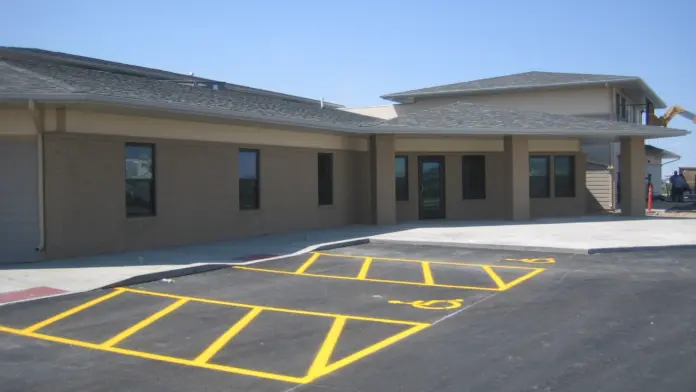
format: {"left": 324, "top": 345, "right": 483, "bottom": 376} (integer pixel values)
{"left": 343, "top": 71, "right": 667, "bottom": 124}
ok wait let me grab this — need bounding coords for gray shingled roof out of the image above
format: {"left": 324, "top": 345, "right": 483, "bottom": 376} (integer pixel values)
{"left": 0, "top": 54, "right": 687, "bottom": 139}
{"left": 370, "top": 101, "right": 687, "bottom": 138}
{"left": 0, "top": 57, "right": 375, "bottom": 128}
{"left": 381, "top": 71, "right": 666, "bottom": 108}
{"left": 0, "top": 47, "right": 344, "bottom": 107}
{"left": 646, "top": 144, "right": 680, "bottom": 159}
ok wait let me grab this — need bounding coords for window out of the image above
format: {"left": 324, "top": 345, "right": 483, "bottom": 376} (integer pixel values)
{"left": 318, "top": 153, "right": 333, "bottom": 205}
{"left": 620, "top": 96, "right": 627, "bottom": 121}
{"left": 395, "top": 156, "right": 409, "bottom": 201}
{"left": 645, "top": 98, "right": 654, "bottom": 124}
{"left": 462, "top": 155, "right": 486, "bottom": 199}
{"left": 125, "top": 143, "right": 156, "bottom": 217}
{"left": 554, "top": 156, "right": 576, "bottom": 197}
{"left": 529, "top": 156, "right": 550, "bottom": 198}
{"left": 239, "top": 149, "right": 260, "bottom": 210}
{"left": 615, "top": 94, "right": 621, "bottom": 120}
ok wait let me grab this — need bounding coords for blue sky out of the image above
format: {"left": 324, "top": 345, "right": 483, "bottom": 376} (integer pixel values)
{"left": 1, "top": 0, "right": 693, "bottom": 174}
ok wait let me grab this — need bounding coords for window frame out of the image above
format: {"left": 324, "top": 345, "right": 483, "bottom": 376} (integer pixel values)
{"left": 238, "top": 148, "right": 260, "bottom": 210}
{"left": 553, "top": 155, "right": 576, "bottom": 198}
{"left": 395, "top": 155, "right": 409, "bottom": 201}
{"left": 318, "top": 152, "right": 334, "bottom": 206}
{"left": 125, "top": 142, "right": 156, "bottom": 218}
{"left": 461, "top": 155, "right": 486, "bottom": 200}
{"left": 529, "top": 155, "right": 551, "bottom": 198}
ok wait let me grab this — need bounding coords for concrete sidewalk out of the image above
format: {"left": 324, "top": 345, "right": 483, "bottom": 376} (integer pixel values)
{"left": 371, "top": 215, "right": 696, "bottom": 253}
{"left": 2, "top": 214, "right": 695, "bottom": 304}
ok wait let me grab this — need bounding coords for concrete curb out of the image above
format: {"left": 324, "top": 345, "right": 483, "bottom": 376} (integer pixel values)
{"left": 100, "top": 237, "right": 371, "bottom": 290}
{"left": 368, "top": 238, "right": 592, "bottom": 254}
{"left": 585, "top": 244, "right": 696, "bottom": 254}
{"left": 369, "top": 237, "right": 696, "bottom": 255}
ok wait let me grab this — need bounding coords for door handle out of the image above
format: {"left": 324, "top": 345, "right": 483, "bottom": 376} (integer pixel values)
{"left": 420, "top": 185, "right": 424, "bottom": 195}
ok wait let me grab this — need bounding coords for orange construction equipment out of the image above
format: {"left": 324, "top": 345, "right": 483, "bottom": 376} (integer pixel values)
{"left": 646, "top": 105, "right": 696, "bottom": 127}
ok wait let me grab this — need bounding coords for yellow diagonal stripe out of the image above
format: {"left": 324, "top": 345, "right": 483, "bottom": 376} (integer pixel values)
{"left": 356, "top": 257, "right": 373, "bottom": 279}
{"left": 295, "top": 253, "right": 320, "bottom": 274}
{"left": 101, "top": 298, "right": 189, "bottom": 347}
{"left": 307, "top": 316, "right": 347, "bottom": 378}
{"left": 421, "top": 262, "right": 435, "bottom": 285}
{"left": 481, "top": 265, "right": 507, "bottom": 290}
{"left": 195, "top": 307, "right": 263, "bottom": 364}
{"left": 0, "top": 325, "right": 307, "bottom": 384}
{"left": 308, "top": 323, "right": 430, "bottom": 381}
{"left": 23, "top": 289, "right": 125, "bottom": 333}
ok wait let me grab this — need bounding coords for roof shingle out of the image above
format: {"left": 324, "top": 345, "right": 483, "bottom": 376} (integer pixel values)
{"left": 376, "top": 101, "right": 685, "bottom": 136}
{"left": 381, "top": 71, "right": 638, "bottom": 102}
{"left": 0, "top": 58, "right": 376, "bottom": 128}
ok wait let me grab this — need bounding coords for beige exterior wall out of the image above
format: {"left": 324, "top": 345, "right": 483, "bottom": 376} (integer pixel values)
{"left": 586, "top": 163, "right": 613, "bottom": 212}
{"left": 43, "top": 132, "right": 370, "bottom": 259}
{"left": 340, "top": 105, "right": 397, "bottom": 120}
{"left": 394, "top": 137, "right": 580, "bottom": 153}
{"left": 530, "top": 152, "right": 587, "bottom": 218}
{"left": 394, "top": 148, "right": 586, "bottom": 222}
{"left": 342, "top": 86, "right": 613, "bottom": 119}
{"left": 0, "top": 108, "right": 36, "bottom": 136}
{"left": 2, "top": 105, "right": 596, "bottom": 260}
{"left": 40, "top": 109, "right": 372, "bottom": 259}
{"left": 394, "top": 152, "right": 507, "bottom": 222}
{"left": 66, "top": 110, "right": 369, "bottom": 151}
{"left": 395, "top": 87, "right": 611, "bottom": 116}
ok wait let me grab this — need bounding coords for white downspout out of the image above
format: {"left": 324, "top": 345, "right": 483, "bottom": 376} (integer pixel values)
{"left": 28, "top": 100, "right": 46, "bottom": 253}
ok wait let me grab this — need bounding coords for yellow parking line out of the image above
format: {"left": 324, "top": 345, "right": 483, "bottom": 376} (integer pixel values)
{"left": 295, "top": 253, "right": 320, "bottom": 274}
{"left": 481, "top": 266, "right": 506, "bottom": 290}
{"left": 120, "top": 287, "right": 426, "bottom": 326}
{"left": 356, "top": 257, "right": 373, "bottom": 279}
{"left": 195, "top": 307, "right": 263, "bottom": 364}
{"left": 306, "top": 316, "right": 346, "bottom": 378}
{"left": 23, "top": 289, "right": 125, "bottom": 333}
{"left": 421, "top": 262, "right": 435, "bottom": 285}
{"left": 497, "top": 267, "right": 545, "bottom": 289}
{"left": 235, "top": 266, "right": 502, "bottom": 291}
{"left": 0, "top": 325, "right": 306, "bottom": 384}
{"left": 308, "top": 323, "right": 430, "bottom": 381}
{"left": 315, "top": 252, "right": 540, "bottom": 271}
{"left": 101, "top": 298, "right": 189, "bottom": 348}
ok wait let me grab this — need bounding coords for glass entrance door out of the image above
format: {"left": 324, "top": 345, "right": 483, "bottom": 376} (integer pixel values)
{"left": 418, "top": 156, "right": 446, "bottom": 219}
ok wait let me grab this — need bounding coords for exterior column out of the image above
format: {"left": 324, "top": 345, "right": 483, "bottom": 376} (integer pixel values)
{"left": 503, "top": 135, "right": 530, "bottom": 220}
{"left": 369, "top": 135, "right": 396, "bottom": 225}
{"left": 619, "top": 136, "right": 646, "bottom": 216}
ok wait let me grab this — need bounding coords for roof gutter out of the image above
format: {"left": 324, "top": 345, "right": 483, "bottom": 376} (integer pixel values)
{"left": 0, "top": 93, "right": 688, "bottom": 139}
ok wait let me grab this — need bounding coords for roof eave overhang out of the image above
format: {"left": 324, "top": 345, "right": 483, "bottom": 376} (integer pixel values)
{"left": 2, "top": 93, "right": 687, "bottom": 140}
{"left": 381, "top": 78, "right": 669, "bottom": 108}
{"left": 366, "top": 125, "right": 689, "bottom": 140}
{"left": 0, "top": 93, "right": 364, "bottom": 134}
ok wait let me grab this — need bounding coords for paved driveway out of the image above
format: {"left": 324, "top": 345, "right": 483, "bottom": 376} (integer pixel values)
{"left": 1, "top": 244, "right": 695, "bottom": 391}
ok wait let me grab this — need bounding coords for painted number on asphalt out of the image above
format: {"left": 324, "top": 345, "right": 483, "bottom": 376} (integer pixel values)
{"left": 388, "top": 299, "right": 464, "bottom": 310}
{"left": 505, "top": 257, "right": 556, "bottom": 264}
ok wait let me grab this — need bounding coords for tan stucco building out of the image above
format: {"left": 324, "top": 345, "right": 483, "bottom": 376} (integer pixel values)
{"left": 0, "top": 48, "right": 688, "bottom": 263}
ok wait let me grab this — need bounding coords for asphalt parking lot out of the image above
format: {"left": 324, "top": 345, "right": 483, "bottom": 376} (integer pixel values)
{"left": 2, "top": 244, "right": 696, "bottom": 391}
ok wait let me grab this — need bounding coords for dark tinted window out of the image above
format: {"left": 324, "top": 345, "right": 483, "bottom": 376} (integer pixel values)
{"left": 395, "top": 156, "right": 409, "bottom": 201}
{"left": 554, "top": 155, "right": 576, "bottom": 197}
{"left": 529, "top": 156, "right": 550, "bottom": 198}
{"left": 462, "top": 155, "right": 486, "bottom": 199}
{"left": 318, "top": 153, "right": 333, "bottom": 205}
{"left": 239, "top": 149, "right": 259, "bottom": 210}
{"left": 125, "top": 143, "right": 156, "bottom": 217}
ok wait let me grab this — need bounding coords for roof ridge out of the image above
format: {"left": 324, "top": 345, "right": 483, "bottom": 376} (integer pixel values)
{"left": 0, "top": 59, "right": 77, "bottom": 93}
